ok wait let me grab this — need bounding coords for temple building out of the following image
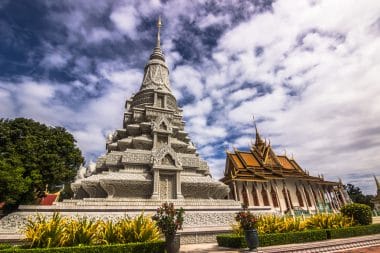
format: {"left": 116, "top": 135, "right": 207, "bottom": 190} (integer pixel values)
{"left": 373, "top": 176, "right": 380, "bottom": 212}
{"left": 221, "top": 125, "right": 351, "bottom": 215}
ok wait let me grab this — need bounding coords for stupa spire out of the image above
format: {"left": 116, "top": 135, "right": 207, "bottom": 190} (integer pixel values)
{"left": 150, "top": 16, "right": 165, "bottom": 61}
{"left": 156, "top": 16, "right": 162, "bottom": 48}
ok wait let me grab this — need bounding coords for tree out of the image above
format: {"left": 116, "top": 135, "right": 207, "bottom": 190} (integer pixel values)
{"left": 345, "top": 183, "right": 374, "bottom": 209}
{"left": 0, "top": 118, "right": 84, "bottom": 207}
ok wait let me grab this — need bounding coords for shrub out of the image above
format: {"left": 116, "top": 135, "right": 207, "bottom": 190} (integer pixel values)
{"left": 217, "top": 230, "right": 327, "bottom": 248}
{"left": 152, "top": 202, "right": 184, "bottom": 237}
{"left": 259, "top": 230, "right": 327, "bottom": 247}
{"left": 24, "top": 213, "right": 66, "bottom": 248}
{"left": 0, "top": 241, "right": 165, "bottom": 253}
{"left": 23, "top": 212, "right": 160, "bottom": 248}
{"left": 0, "top": 244, "right": 12, "bottom": 250}
{"left": 340, "top": 203, "right": 372, "bottom": 225}
{"left": 304, "top": 213, "right": 354, "bottom": 229}
{"left": 62, "top": 217, "right": 98, "bottom": 246}
{"left": 216, "top": 234, "right": 246, "bottom": 248}
{"left": 327, "top": 224, "right": 380, "bottom": 239}
{"left": 97, "top": 220, "right": 119, "bottom": 245}
{"left": 117, "top": 214, "right": 160, "bottom": 243}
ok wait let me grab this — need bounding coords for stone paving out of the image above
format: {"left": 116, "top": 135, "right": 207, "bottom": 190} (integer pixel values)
{"left": 180, "top": 234, "right": 380, "bottom": 253}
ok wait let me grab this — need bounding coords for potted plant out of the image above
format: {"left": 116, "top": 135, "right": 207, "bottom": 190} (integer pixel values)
{"left": 152, "top": 202, "right": 184, "bottom": 253}
{"left": 235, "top": 205, "right": 259, "bottom": 251}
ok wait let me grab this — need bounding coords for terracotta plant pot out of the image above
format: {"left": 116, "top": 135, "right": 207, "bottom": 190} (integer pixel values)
{"left": 165, "top": 233, "right": 180, "bottom": 253}
{"left": 244, "top": 229, "right": 259, "bottom": 251}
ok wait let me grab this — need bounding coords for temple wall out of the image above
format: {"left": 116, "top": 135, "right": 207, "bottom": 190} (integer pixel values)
{"left": 231, "top": 178, "right": 347, "bottom": 215}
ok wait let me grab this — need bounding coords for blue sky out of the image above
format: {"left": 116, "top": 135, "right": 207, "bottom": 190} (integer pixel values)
{"left": 0, "top": 0, "right": 379, "bottom": 194}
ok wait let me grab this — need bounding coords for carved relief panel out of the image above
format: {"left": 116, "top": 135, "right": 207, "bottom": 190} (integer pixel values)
{"left": 159, "top": 174, "right": 175, "bottom": 199}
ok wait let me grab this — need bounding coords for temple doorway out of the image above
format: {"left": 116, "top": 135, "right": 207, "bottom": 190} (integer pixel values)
{"left": 159, "top": 174, "right": 176, "bottom": 199}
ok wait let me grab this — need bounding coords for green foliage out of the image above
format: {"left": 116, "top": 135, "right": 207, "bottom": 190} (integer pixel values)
{"left": 97, "top": 220, "right": 119, "bottom": 245}
{"left": 216, "top": 234, "right": 246, "bottom": 248}
{"left": 235, "top": 208, "right": 258, "bottom": 230}
{"left": 152, "top": 202, "right": 184, "bottom": 236}
{"left": 235, "top": 213, "right": 355, "bottom": 235}
{"left": 0, "top": 244, "right": 12, "bottom": 250}
{"left": 25, "top": 213, "right": 67, "bottom": 248}
{"left": 327, "top": 224, "right": 380, "bottom": 239}
{"left": 218, "top": 224, "right": 380, "bottom": 249}
{"left": 63, "top": 217, "right": 98, "bottom": 246}
{"left": 23, "top": 212, "right": 160, "bottom": 248}
{"left": 0, "top": 118, "right": 84, "bottom": 206}
{"left": 117, "top": 214, "right": 160, "bottom": 243}
{"left": 304, "top": 213, "right": 354, "bottom": 229}
{"left": 345, "top": 184, "right": 374, "bottom": 209}
{"left": 259, "top": 230, "right": 327, "bottom": 247}
{"left": 217, "top": 230, "right": 327, "bottom": 248}
{"left": 0, "top": 241, "right": 165, "bottom": 253}
{"left": 340, "top": 203, "right": 372, "bottom": 225}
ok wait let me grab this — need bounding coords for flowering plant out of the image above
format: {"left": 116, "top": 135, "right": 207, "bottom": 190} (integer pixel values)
{"left": 235, "top": 206, "right": 258, "bottom": 230}
{"left": 152, "top": 202, "right": 184, "bottom": 236}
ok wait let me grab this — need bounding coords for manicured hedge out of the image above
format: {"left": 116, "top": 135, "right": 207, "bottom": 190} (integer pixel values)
{"left": 259, "top": 230, "right": 327, "bottom": 247}
{"left": 0, "top": 241, "right": 165, "bottom": 253}
{"left": 217, "top": 224, "right": 380, "bottom": 249}
{"left": 217, "top": 230, "right": 327, "bottom": 248}
{"left": 217, "top": 234, "right": 246, "bottom": 248}
{"left": 327, "top": 224, "right": 380, "bottom": 239}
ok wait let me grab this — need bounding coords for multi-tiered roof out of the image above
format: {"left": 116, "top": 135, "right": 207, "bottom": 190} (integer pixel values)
{"left": 221, "top": 125, "right": 339, "bottom": 185}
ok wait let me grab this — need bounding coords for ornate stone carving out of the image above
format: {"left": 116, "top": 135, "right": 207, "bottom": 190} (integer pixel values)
{"left": 152, "top": 145, "right": 182, "bottom": 167}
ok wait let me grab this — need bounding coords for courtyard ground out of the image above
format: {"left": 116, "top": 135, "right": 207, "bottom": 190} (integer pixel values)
{"left": 180, "top": 234, "right": 380, "bottom": 253}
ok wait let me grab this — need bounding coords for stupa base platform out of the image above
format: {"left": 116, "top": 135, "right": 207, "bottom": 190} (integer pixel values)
{"left": 0, "top": 199, "right": 273, "bottom": 244}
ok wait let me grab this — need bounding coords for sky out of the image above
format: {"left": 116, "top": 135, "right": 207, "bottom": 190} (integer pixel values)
{"left": 0, "top": 0, "right": 379, "bottom": 195}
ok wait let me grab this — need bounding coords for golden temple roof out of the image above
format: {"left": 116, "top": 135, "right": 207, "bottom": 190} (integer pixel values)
{"left": 221, "top": 127, "right": 339, "bottom": 185}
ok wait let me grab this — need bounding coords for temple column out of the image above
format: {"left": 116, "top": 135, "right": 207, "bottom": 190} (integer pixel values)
{"left": 151, "top": 168, "right": 159, "bottom": 199}
{"left": 283, "top": 181, "right": 294, "bottom": 215}
{"left": 299, "top": 183, "right": 310, "bottom": 213}
{"left": 265, "top": 183, "right": 272, "bottom": 208}
{"left": 163, "top": 95, "right": 167, "bottom": 108}
{"left": 273, "top": 181, "right": 283, "bottom": 213}
{"left": 233, "top": 181, "right": 238, "bottom": 201}
{"left": 153, "top": 133, "right": 157, "bottom": 149}
{"left": 324, "top": 186, "right": 336, "bottom": 213}
{"left": 176, "top": 171, "right": 184, "bottom": 199}
{"left": 245, "top": 182, "right": 250, "bottom": 206}
{"left": 154, "top": 93, "right": 158, "bottom": 106}
{"left": 339, "top": 188, "right": 347, "bottom": 205}
{"left": 308, "top": 184, "right": 319, "bottom": 214}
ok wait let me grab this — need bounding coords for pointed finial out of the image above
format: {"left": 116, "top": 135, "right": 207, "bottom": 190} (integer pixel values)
{"left": 156, "top": 16, "right": 162, "bottom": 48}
{"left": 374, "top": 175, "right": 380, "bottom": 190}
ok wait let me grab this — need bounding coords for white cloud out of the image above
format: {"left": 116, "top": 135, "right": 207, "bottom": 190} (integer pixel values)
{"left": 110, "top": 5, "right": 139, "bottom": 39}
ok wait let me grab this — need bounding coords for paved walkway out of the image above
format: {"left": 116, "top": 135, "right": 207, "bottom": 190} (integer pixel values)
{"left": 180, "top": 234, "right": 380, "bottom": 253}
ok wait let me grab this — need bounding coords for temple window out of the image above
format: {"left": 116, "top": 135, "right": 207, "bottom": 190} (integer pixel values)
{"left": 157, "top": 95, "right": 164, "bottom": 108}
{"left": 271, "top": 186, "right": 279, "bottom": 207}
{"left": 296, "top": 186, "right": 304, "bottom": 207}
{"left": 252, "top": 184, "right": 260, "bottom": 206}
{"left": 262, "top": 185, "right": 270, "bottom": 206}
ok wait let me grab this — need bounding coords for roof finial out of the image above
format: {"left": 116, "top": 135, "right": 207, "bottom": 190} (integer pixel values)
{"left": 156, "top": 16, "right": 162, "bottom": 48}
{"left": 374, "top": 175, "right": 380, "bottom": 190}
